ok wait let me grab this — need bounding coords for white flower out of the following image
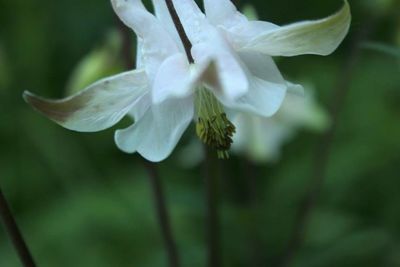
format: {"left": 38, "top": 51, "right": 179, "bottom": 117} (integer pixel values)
{"left": 23, "top": 0, "right": 351, "bottom": 162}
{"left": 232, "top": 86, "right": 330, "bottom": 163}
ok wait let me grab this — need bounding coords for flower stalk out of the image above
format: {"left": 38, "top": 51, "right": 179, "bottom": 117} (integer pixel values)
{"left": 165, "top": 0, "right": 194, "bottom": 63}
{"left": 204, "top": 148, "right": 221, "bottom": 267}
{"left": 0, "top": 186, "right": 37, "bottom": 267}
{"left": 143, "top": 161, "right": 181, "bottom": 267}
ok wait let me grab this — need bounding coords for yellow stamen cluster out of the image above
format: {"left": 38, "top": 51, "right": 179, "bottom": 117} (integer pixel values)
{"left": 195, "top": 88, "right": 236, "bottom": 159}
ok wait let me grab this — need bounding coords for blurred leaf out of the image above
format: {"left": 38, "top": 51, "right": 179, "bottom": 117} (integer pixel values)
{"left": 295, "top": 229, "right": 392, "bottom": 267}
{"left": 362, "top": 42, "right": 400, "bottom": 59}
{"left": 242, "top": 4, "right": 259, "bottom": 20}
{"left": 0, "top": 43, "right": 10, "bottom": 92}
{"left": 65, "top": 30, "right": 124, "bottom": 95}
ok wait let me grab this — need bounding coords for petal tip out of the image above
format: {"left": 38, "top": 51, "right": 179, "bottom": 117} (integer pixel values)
{"left": 244, "top": 0, "right": 351, "bottom": 57}
{"left": 114, "top": 129, "right": 137, "bottom": 154}
{"left": 22, "top": 90, "right": 32, "bottom": 103}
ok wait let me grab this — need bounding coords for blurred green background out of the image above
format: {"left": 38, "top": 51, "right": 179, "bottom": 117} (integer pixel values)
{"left": 0, "top": 0, "right": 400, "bottom": 266}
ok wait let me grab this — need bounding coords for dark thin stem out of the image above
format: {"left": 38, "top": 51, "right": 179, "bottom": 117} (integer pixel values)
{"left": 278, "top": 21, "right": 375, "bottom": 267}
{"left": 165, "top": 0, "right": 194, "bottom": 63}
{"left": 143, "top": 161, "right": 180, "bottom": 267}
{"left": 0, "top": 186, "right": 37, "bottom": 267}
{"left": 243, "top": 160, "right": 265, "bottom": 267}
{"left": 204, "top": 147, "right": 221, "bottom": 267}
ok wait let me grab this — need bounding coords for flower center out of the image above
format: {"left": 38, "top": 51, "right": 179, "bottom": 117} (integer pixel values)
{"left": 195, "top": 87, "right": 236, "bottom": 159}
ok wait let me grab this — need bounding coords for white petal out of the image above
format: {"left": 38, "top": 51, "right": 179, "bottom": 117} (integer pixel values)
{"left": 192, "top": 43, "right": 248, "bottom": 100}
{"left": 203, "top": 0, "right": 278, "bottom": 50}
{"left": 173, "top": 0, "right": 249, "bottom": 99}
{"left": 152, "top": 53, "right": 195, "bottom": 104}
{"left": 222, "top": 76, "right": 286, "bottom": 117}
{"left": 286, "top": 81, "right": 304, "bottom": 96}
{"left": 171, "top": 0, "right": 208, "bottom": 44}
{"left": 243, "top": 1, "right": 351, "bottom": 56}
{"left": 112, "top": 0, "right": 179, "bottom": 79}
{"left": 232, "top": 113, "right": 292, "bottom": 162}
{"left": 128, "top": 93, "right": 151, "bottom": 122}
{"left": 114, "top": 97, "right": 194, "bottom": 162}
{"left": 204, "top": 0, "right": 247, "bottom": 28}
{"left": 24, "top": 70, "right": 149, "bottom": 132}
{"left": 136, "top": 37, "right": 144, "bottom": 69}
{"left": 218, "top": 52, "right": 287, "bottom": 117}
{"left": 225, "top": 21, "right": 279, "bottom": 49}
{"left": 151, "top": 0, "right": 186, "bottom": 53}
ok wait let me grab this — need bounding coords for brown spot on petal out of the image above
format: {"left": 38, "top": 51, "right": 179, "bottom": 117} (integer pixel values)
{"left": 23, "top": 91, "right": 89, "bottom": 123}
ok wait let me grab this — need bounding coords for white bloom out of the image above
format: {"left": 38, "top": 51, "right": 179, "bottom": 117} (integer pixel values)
{"left": 23, "top": 0, "right": 351, "bottom": 162}
{"left": 232, "top": 86, "right": 330, "bottom": 163}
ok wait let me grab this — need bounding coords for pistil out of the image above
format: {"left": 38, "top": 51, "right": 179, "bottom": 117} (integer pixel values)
{"left": 195, "top": 88, "right": 236, "bottom": 159}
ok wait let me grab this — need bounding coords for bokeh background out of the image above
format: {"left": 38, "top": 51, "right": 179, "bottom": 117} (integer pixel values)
{"left": 0, "top": 0, "right": 399, "bottom": 266}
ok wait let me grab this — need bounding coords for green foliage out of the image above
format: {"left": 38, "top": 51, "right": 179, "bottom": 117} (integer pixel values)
{"left": 0, "top": 0, "right": 399, "bottom": 266}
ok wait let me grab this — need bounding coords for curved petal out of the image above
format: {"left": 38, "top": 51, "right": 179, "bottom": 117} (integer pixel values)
{"left": 243, "top": 1, "right": 351, "bottom": 56}
{"left": 218, "top": 51, "right": 287, "bottom": 117}
{"left": 192, "top": 43, "right": 248, "bottom": 100}
{"left": 112, "top": 0, "right": 179, "bottom": 79}
{"left": 23, "top": 70, "right": 149, "bottom": 132}
{"left": 115, "top": 97, "right": 194, "bottom": 162}
{"left": 221, "top": 76, "right": 287, "bottom": 117}
{"left": 152, "top": 53, "right": 194, "bottom": 104}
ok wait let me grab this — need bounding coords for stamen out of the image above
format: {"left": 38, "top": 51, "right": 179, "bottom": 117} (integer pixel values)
{"left": 195, "top": 88, "right": 236, "bottom": 159}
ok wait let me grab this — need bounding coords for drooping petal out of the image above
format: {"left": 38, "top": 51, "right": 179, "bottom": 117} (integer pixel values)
{"left": 152, "top": 54, "right": 191, "bottom": 104}
{"left": 218, "top": 51, "right": 287, "bottom": 117}
{"left": 238, "top": 51, "right": 284, "bottom": 83}
{"left": 23, "top": 70, "right": 149, "bottom": 132}
{"left": 192, "top": 43, "right": 248, "bottom": 100}
{"left": 221, "top": 76, "right": 287, "bottom": 117}
{"left": 111, "top": 0, "right": 179, "bottom": 80}
{"left": 216, "top": 52, "right": 288, "bottom": 117}
{"left": 152, "top": 53, "right": 207, "bottom": 104}
{"left": 243, "top": 1, "right": 351, "bottom": 56}
{"left": 114, "top": 97, "right": 194, "bottom": 162}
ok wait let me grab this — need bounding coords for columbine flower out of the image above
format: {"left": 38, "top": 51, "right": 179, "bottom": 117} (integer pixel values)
{"left": 232, "top": 86, "right": 330, "bottom": 163}
{"left": 23, "top": 0, "right": 351, "bottom": 162}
